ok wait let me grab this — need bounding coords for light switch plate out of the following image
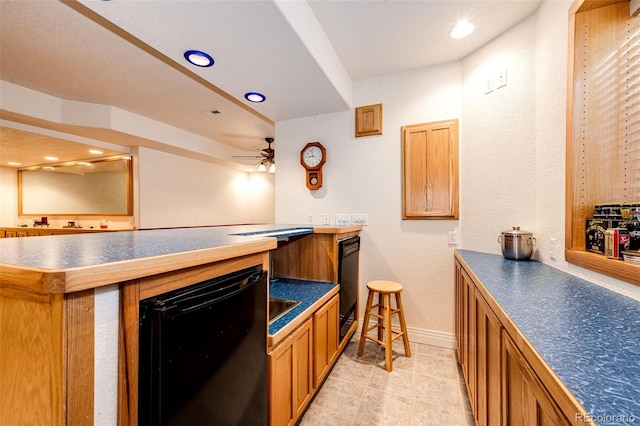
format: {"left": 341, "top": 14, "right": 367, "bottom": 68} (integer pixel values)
{"left": 496, "top": 68, "right": 507, "bottom": 88}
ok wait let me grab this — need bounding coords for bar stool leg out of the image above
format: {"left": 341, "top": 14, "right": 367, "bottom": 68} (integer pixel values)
{"left": 383, "top": 293, "right": 393, "bottom": 372}
{"left": 358, "top": 290, "right": 375, "bottom": 356}
{"left": 377, "top": 292, "right": 383, "bottom": 342}
{"left": 395, "top": 292, "right": 411, "bottom": 358}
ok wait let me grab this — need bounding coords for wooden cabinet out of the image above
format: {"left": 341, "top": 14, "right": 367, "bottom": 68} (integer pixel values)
{"left": 401, "top": 118, "right": 459, "bottom": 219}
{"left": 268, "top": 294, "right": 341, "bottom": 426}
{"left": 565, "top": 0, "right": 640, "bottom": 286}
{"left": 455, "top": 264, "right": 475, "bottom": 401}
{"left": 313, "top": 294, "right": 339, "bottom": 387}
{"left": 269, "top": 318, "right": 314, "bottom": 426}
{"left": 0, "top": 227, "right": 117, "bottom": 238}
{"left": 474, "top": 291, "right": 502, "bottom": 426}
{"left": 455, "top": 255, "right": 592, "bottom": 426}
{"left": 271, "top": 230, "right": 359, "bottom": 284}
{"left": 355, "top": 103, "right": 383, "bottom": 137}
{"left": 456, "top": 263, "right": 501, "bottom": 426}
{"left": 502, "top": 333, "right": 570, "bottom": 426}
{"left": 0, "top": 288, "right": 94, "bottom": 425}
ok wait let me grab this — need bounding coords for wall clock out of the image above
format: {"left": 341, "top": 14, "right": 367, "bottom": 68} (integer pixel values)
{"left": 300, "top": 142, "right": 326, "bottom": 190}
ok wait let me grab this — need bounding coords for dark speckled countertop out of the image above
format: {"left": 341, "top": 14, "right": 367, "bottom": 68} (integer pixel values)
{"left": 268, "top": 278, "right": 337, "bottom": 336}
{"left": 0, "top": 224, "right": 360, "bottom": 294}
{"left": 456, "top": 250, "right": 640, "bottom": 424}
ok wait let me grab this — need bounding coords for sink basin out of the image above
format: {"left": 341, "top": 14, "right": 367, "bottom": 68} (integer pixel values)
{"left": 269, "top": 298, "right": 301, "bottom": 323}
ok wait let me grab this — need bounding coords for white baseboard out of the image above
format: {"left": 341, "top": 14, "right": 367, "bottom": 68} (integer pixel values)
{"left": 355, "top": 322, "right": 456, "bottom": 350}
{"left": 405, "top": 325, "right": 456, "bottom": 349}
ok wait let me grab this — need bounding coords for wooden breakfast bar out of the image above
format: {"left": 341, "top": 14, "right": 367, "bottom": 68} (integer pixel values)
{"left": 0, "top": 224, "right": 360, "bottom": 425}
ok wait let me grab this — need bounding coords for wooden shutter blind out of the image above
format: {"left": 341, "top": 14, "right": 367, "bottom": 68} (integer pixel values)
{"left": 565, "top": 0, "right": 640, "bottom": 286}
{"left": 402, "top": 119, "right": 459, "bottom": 219}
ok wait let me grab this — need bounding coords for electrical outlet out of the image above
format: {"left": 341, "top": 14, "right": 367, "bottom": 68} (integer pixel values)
{"left": 352, "top": 214, "right": 368, "bottom": 226}
{"left": 496, "top": 68, "right": 507, "bottom": 88}
{"left": 308, "top": 214, "right": 314, "bottom": 224}
{"left": 322, "top": 213, "right": 331, "bottom": 225}
{"left": 448, "top": 231, "right": 458, "bottom": 246}
{"left": 485, "top": 75, "right": 495, "bottom": 94}
{"left": 336, "top": 214, "right": 351, "bottom": 226}
{"left": 550, "top": 238, "right": 557, "bottom": 260}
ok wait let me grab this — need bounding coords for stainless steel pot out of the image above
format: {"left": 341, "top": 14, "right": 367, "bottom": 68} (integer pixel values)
{"left": 498, "top": 227, "right": 536, "bottom": 260}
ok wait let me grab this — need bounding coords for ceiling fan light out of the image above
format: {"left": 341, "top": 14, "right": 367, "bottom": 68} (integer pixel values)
{"left": 184, "top": 50, "right": 214, "bottom": 67}
{"left": 268, "top": 163, "right": 275, "bottom": 173}
{"left": 450, "top": 20, "right": 474, "bottom": 39}
{"left": 245, "top": 92, "right": 266, "bottom": 103}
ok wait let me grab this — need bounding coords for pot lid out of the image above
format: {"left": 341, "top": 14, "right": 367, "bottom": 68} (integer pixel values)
{"left": 501, "top": 226, "right": 533, "bottom": 236}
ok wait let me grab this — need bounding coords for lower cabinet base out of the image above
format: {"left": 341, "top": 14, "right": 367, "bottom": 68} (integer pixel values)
{"left": 269, "top": 294, "right": 342, "bottom": 426}
{"left": 455, "top": 254, "right": 593, "bottom": 426}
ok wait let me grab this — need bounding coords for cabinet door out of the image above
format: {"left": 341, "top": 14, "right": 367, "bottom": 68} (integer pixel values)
{"left": 475, "top": 292, "right": 502, "bottom": 426}
{"left": 455, "top": 263, "right": 475, "bottom": 388}
{"left": 313, "top": 294, "right": 339, "bottom": 387}
{"left": 402, "top": 119, "right": 459, "bottom": 219}
{"left": 464, "top": 269, "right": 476, "bottom": 405}
{"left": 455, "top": 262, "right": 464, "bottom": 362}
{"left": 502, "top": 333, "right": 570, "bottom": 426}
{"left": 269, "top": 318, "right": 313, "bottom": 426}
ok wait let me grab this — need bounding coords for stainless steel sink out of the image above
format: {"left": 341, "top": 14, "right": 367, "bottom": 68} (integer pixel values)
{"left": 269, "top": 298, "right": 301, "bottom": 323}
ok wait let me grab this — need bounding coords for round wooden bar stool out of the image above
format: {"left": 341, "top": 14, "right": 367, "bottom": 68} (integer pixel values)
{"left": 357, "top": 280, "right": 411, "bottom": 372}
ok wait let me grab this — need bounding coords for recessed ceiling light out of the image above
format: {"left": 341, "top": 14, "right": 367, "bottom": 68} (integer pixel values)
{"left": 184, "top": 50, "right": 214, "bottom": 67}
{"left": 44, "top": 156, "right": 58, "bottom": 161}
{"left": 450, "top": 20, "right": 475, "bottom": 39}
{"left": 89, "top": 149, "right": 103, "bottom": 155}
{"left": 245, "top": 92, "right": 266, "bottom": 103}
{"left": 8, "top": 162, "right": 21, "bottom": 166}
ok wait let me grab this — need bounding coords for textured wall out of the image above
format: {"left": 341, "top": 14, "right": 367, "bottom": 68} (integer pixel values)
{"left": 137, "top": 147, "right": 275, "bottom": 228}
{"left": 276, "top": 62, "right": 463, "bottom": 345}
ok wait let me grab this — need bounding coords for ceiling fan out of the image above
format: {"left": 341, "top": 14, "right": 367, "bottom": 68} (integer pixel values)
{"left": 233, "top": 137, "right": 275, "bottom": 172}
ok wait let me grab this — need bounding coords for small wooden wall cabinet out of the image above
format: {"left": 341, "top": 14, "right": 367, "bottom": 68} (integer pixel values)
{"left": 565, "top": 0, "right": 640, "bottom": 286}
{"left": 455, "top": 253, "right": 594, "bottom": 426}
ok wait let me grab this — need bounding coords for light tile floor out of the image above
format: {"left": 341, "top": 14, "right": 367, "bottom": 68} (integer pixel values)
{"left": 300, "top": 337, "right": 474, "bottom": 426}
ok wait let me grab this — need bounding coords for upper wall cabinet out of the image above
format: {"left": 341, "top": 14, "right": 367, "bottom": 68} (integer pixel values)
{"left": 565, "top": 0, "right": 640, "bottom": 285}
{"left": 402, "top": 119, "right": 459, "bottom": 220}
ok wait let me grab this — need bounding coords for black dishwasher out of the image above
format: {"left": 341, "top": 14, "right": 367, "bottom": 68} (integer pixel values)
{"left": 138, "top": 265, "right": 267, "bottom": 426}
{"left": 338, "top": 236, "right": 360, "bottom": 343}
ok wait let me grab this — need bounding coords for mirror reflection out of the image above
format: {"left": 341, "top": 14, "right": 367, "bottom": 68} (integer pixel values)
{"left": 19, "top": 157, "right": 132, "bottom": 216}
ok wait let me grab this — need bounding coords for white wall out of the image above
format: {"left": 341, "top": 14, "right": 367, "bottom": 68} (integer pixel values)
{"left": 460, "top": 14, "right": 537, "bottom": 255}
{"left": 137, "top": 147, "right": 275, "bottom": 228}
{"left": 276, "top": 62, "right": 463, "bottom": 347}
{"left": 276, "top": 0, "right": 640, "bottom": 348}
{"left": 0, "top": 167, "right": 18, "bottom": 226}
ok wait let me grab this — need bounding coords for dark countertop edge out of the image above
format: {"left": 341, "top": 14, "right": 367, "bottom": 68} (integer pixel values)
{"left": 1, "top": 239, "right": 277, "bottom": 294}
{"left": 1, "top": 224, "right": 361, "bottom": 294}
